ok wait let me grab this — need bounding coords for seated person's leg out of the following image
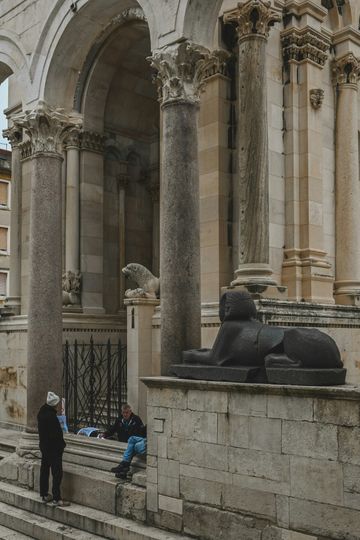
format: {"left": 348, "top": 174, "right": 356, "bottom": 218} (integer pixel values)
{"left": 134, "top": 437, "right": 147, "bottom": 456}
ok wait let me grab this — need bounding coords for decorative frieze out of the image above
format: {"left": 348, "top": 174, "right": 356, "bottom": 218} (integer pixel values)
{"left": 223, "top": 0, "right": 281, "bottom": 42}
{"left": 81, "top": 130, "right": 106, "bottom": 153}
{"left": 281, "top": 27, "right": 331, "bottom": 66}
{"left": 333, "top": 53, "right": 360, "bottom": 85}
{"left": 148, "top": 41, "right": 228, "bottom": 106}
{"left": 310, "top": 88, "right": 324, "bottom": 109}
{"left": 12, "top": 101, "right": 81, "bottom": 155}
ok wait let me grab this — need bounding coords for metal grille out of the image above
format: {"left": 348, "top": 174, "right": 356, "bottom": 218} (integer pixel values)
{"left": 63, "top": 337, "right": 127, "bottom": 433}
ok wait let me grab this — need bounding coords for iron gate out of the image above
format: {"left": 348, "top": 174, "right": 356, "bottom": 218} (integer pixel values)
{"left": 63, "top": 337, "right": 127, "bottom": 433}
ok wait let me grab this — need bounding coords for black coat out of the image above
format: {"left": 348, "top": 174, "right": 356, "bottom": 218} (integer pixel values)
{"left": 104, "top": 413, "right": 146, "bottom": 442}
{"left": 37, "top": 404, "right": 66, "bottom": 455}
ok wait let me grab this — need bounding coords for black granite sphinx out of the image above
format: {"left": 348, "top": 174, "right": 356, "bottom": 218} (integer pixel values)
{"left": 170, "top": 291, "right": 346, "bottom": 385}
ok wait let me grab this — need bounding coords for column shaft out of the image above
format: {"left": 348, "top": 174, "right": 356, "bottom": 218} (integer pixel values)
{"left": 119, "top": 182, "right": 126, "bottom": 306}
{"left": 27, "top": 153, "right": 63, "bottom": 430}
{"left": 8, "top": 144, "right": 22, "bottom": 308}
{"left": 65, "top": 145, "right": 80, "bottom": 273}
{"left": 161, "top": 102, "right": 201, "bottom": 369}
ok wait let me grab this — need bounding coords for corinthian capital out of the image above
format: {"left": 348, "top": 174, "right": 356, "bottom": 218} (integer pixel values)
{"left": 3, "top": 125, "right": 22, "bottom": 148}
{"left": 12, "top": 101, "right": 82, "bottom": 155}
{"left": 224, "top": 0, "right": 280, "bottom": 42}
{"left": 148, "top": 41, "right": 228, "bottom": 106}
{"left": 333, "top": 53, "right": 360, "bottom": 85}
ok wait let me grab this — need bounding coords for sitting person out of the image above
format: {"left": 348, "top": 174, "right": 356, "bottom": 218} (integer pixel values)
{"left": 101, "top": 403, "right": 145, "bottom": 443}
{"left": 111, "top": 430, "right": 147, "bottom": 478}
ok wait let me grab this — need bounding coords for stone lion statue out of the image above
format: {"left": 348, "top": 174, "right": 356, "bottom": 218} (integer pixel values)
{"left": 122, "top": 263, "right": 160, "bottom": 299}
{"left": 62, "top": 271, "right": 81, "bottom": 306}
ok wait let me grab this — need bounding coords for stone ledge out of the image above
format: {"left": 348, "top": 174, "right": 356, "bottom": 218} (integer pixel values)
{"left": 141, "top": 376, "right": 360, "bottom": 400}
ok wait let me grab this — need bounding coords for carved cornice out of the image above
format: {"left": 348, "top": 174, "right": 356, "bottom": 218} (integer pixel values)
{"left": 285, "top": 0, "right": 327, "bottom": 22}
{"left": 80, "top": 131, "right": 106, "bottom": 153}
{"left": 2, "top": 125, "right": 22, "bottom": 148}
{"left": 12, "top": 101, "right": 81, "bottom": 155}
{"left": 333, "top": 53, "right": 360, "bottom": 85}
{"left": 281, "top": 26, "right": 331, "bottom": 66}
{"left": 148, "top": 41, "right": 228, "bottom": 106}
{"left": 223, "top": 0, "right": 281, "bottom": 42}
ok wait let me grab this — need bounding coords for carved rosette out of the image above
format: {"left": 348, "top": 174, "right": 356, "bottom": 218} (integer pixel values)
{"left": 3, "top": 125, "right": 22, "bottom": 148}
{"left": 81, "top": 130, "right": 106, "bottom": 153}
{"left": 148, "top": 41, "right": 228, "bottom": 106}
{"left": 333, "top": 53, "right": 360, "bottom": 86}
{"left": 12, "top": 101, "right": 82, "bottom": 156}
{"left": 223, "top": 0, "right": 281, "bottom": 42}
{"left": 281, "top": 27, "right": 331, "bottom": 67}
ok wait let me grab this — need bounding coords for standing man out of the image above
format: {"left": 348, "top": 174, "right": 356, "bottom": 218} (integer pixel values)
{"left": 37, "top": 391, "right": 69, "bottom": 506}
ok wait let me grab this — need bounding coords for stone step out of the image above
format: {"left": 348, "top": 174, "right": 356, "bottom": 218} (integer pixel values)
{"left": 0, "top": 500, "right": 102, "bottom": 539}
{"left": 0, "top": 481, "right": 192, "bottom": 540}
{"left": 131, "top": 470, "right": 147, "bottom": 488}
{"left": 0, "top": 523, "right": 34, "bottom": 539}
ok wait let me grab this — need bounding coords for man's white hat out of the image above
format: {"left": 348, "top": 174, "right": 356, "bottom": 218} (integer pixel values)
{"left": 47, "top": 391, "right": 60, "bottom": 407}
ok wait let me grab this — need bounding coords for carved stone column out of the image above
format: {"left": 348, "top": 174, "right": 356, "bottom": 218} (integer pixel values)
{"left": 333, "top": 53, "right": 360, "bottom": 305}
{"left": 149, "top": 41, "right": 225, "bottom": 370}
{"left": 3, "top": 125, "right": 22, "bottom": 314}
{"left": 12, "top": 102, "right": 81, "bottom": 433}
{"left": 147, "top": 168, "right": 160, "bottom": 277}
{"left": 63, "top": 128, "right": 81, "bottom": 307}
{"left": 224, "top": 0, "right": 282, "bottom": 294}
{"left": 117, "top": 166, "right": 129, "bottom": 308}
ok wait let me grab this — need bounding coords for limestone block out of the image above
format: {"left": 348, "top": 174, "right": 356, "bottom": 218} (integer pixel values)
{"left": 229, "top": 447, "right": 289, "bottom": 483}
{"left": 222, "top": 484, "right": 276, "bottom": 520}
{"left": 183, "top": 502, "right": 262, "bottom": 540}
{"left": 172, "top": 409, "right": 218, "bottom": 443}
{"left": 146, "top": 482, "right": 158, "bottom": 512}
{"left": 217, "top": 413, "right": 249, "bottom": 448}
{"left": 147, "top": 455, "right": 157, "bottom": 468}
{"left": 147, "top": 406, "right": 171, "bottom": 436}
{"left": 187, "top": 389, "right": 228, "bottom": 413}
{"left": 290, "top": 456, "right": 343, "bottom": 505}
{"left": 147, "top": 388, "right": 187, "bottom": 409}
{"left": 168, "top": 438, "right": 228, "bottom": 471}
{"left": 152, "top": 509, "right": 183, "bottom": 533}
{"left": 262, "top": 527, "right": 317, "bottom": 540}
{"left": 147, "top": 466, "right": 157, "bottom": 485}
{"left": 267, "top": 396, "right": 313, "bottom": 422}
{"left": 180, "top": 476, "right": 221, "bottom": 506}
{"left": 158, "top": 458, "right": 179, "bottom": 479}
{"left": 229, "top": 392, "right": 267, "bottom": 417}
{"left": 147, "top": 433, "right": 157, "bottom": 456}
{"left": 249, "top": 417, "right": 281, "bottom": 453}
{"left": 180, "top": 464, "right": 231, "bottom": 485}
{"left": 314, "top": 399, "right": 359, "bottom": 426}
{"left": 158, "top": 495, "right": 183, "bottom": 515}
{"left": 157, "top": 436, "right": 167, "bottom": 459}
{"left": 232, "top": 473, "right": 289, "bottom": 496}
{"left": 339, "top": 426, "right": 360, "bottom": 465}
{"left": 276, "top": 495, "right": 290, "bottom": 528}
{"left": 289, "top": 498, "right": 360, "bottom": 538}
{"left": 344, "top": 463, "right": 360, "bottom": 495}
{"left": 116, "top": 483, "right": 146, "bottom": 522}
{"left": 282, "top": 421, "right": 338, "bottom": 460}
{"left": 153, "top": 419, "right": 164, "bottom": 433}
{"left": 158, "top": 475, "right": 179, "bottom": 498}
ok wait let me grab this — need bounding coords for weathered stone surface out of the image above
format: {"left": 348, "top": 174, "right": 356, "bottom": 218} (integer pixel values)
{"left": 249, "top": 417, "right": 281, "bottom": 453}
{"left": 229, "top": 392, "right": 267, "bottom": 417}
{"left": 314, "top": 398, "right": 359, "bottom": 426}
{"left": 147, "top": 388, "right": 187, "bottom": 409}
{"left": 180, "top": 463, "right": 231, "bottom": 485}
{"left": 222, "top": 484, "right": 276, "bottom": 520}
{"left": 158, "top": 458, "right": 179, "bottom": 479}
{"left": 339, "top": 426, "right": 360, "bottom": 465}
{"left": 183, "top": 502, "right": 263, "bottom": 540}
{"left": 233, "top": 473, "right": 289, "bottom": 496}
{"left": 276, "top": 495, "right": 290, "bottom": 528}
{"left": 289, "top": 456, "right": 343, "bottom": 505}
{"left": 180, "top": 476, "right": 222, "bottom": 506}
{"left": 229, "top": 447, "right": 289, "bottom": 483}
{"left": 187, "top": 390, "right": 228, "bottom": 412}
{"left": 282, "top": 421, "right": 338, "bottom": 460}
{"left": 172, "top": 409, "right": 218, "bottom": 443}
{"left": 217, "top": 413, "right": 249, "bottom": 447}
{"left": 151, "top": 509, "right": 183, "bottom": 533}
{"left": 158, "top": 475, "right": 179, "bottom": 498}
{"left": 168, "top": 438, "right": 228, "bottom": 471}
{"left": 158, "top": 494, "right": 183, "bottom": 515}
{"left": 267, "top": 396, "right": 313, "bottom": 421}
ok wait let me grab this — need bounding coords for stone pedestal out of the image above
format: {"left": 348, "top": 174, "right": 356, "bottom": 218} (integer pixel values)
{"left": 333, "top": 53, "right": 360, "bottom": 305}
{"left": 125, "top": 298, "right": 159, "bottom": 421}
{"left": 224, "top": 0, "right": 284, "bottom": 298}
{"left": 149, "top": 41, "right": 225, "bottom": 371}
{"left": 3, "top": 126, "right": 22, "bottom": 314}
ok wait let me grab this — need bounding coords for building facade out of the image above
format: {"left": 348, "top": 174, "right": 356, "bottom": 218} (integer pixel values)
{"left": 0, "top": 0, "right": 359, "bottom": 424}
{"left": 0, "top": 148, "right": 11, "bottom": 302}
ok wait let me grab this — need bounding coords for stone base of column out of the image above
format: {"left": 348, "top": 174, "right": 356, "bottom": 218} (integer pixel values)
{"left": 4, "top": 296, "right": 21, "bottom": 315}
{"left": 334, "top": 281, "right": 360, "bottom": 306}
{"left": 282, "top": 249, "right": 334, "bottom": 304}
{"left": 229, "top": 263, "right": 287, "bottom": 300}
{"left": 16, "top": 431, "right": 41, "bottom": 459}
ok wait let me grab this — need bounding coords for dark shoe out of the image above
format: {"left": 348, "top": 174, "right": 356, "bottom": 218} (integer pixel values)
{"left": 115, "top": 470, "right": 128, "bottom": 479}
{"left": 110, "top": 465, "right": 122, "bottom": 473}
{"left": 41, "top": 494, "right": 53, "bottom": 503}
{"left": 113, "top": 461, "right": 130, "bottom": 473}
{"left": 51, "top": 499, "right": 70, "bottom": 507}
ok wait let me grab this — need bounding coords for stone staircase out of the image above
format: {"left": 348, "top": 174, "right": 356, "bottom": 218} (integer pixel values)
{"left": 0, "top": 480, "right": 192, "bottom": 539}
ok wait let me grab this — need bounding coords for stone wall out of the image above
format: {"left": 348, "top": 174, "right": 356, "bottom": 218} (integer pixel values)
{"left": 144, "top": 377, "right": 360, "bottom": 540}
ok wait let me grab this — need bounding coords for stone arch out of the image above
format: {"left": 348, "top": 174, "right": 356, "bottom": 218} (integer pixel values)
{"left": 30, "top": 0, "right": 160, "bottom": 109}
{"left": 181, "top": 0, "right": 224, "bottom": 48}
{"left": 0, "top": 30, "right": 30, "bottom": 86}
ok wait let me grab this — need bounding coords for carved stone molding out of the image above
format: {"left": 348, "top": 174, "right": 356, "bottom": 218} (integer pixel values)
{"left": 310, "top": 88, "right": 324, "bottom": 109}
{"left": 281, "top": 27, "right": 330, "bottom": 66}
{"left": 12, "top": 101, "right": 81, "bottom": 156}
{"left": 223, "top": 0, "right": 281, "bottom": 42}
{"left": 3, "top": 125, "right": 22, "bottom": 148}
{"left": 148, "top": 41, "right": 228, "bottom": 106}
{"left": 64, "top": 127, "right": 81, "bottom": 150}
{"left": 333, "top": 53, "right": 360, "bottom": 85}
{"left": 80, "top": 131, "right": 106, "bottom": 153}
{"left": 18, "top": 140, "right": 32, "bottom": 160}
